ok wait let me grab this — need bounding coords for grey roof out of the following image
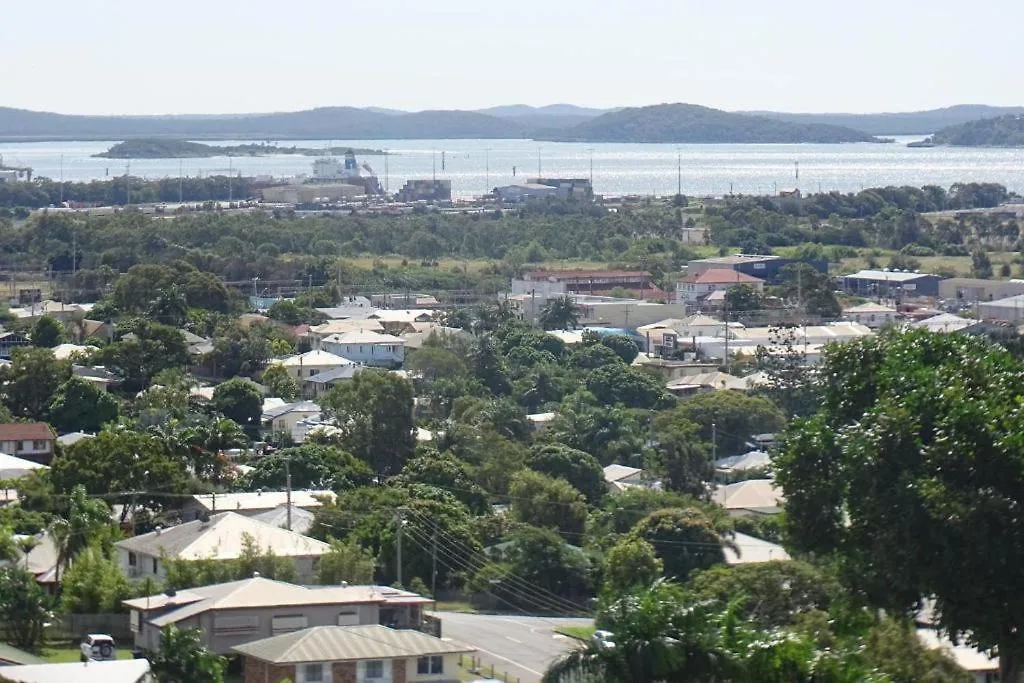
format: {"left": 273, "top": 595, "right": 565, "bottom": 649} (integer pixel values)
{"left": 0, "top": 659, "right": 151, "bottom": 683}
{"left": 232, "top": 625, "right": 473, "bottom": 664}
{"left": 252, "top": 504, "right": 316, "bottom": 535}
{"left": 0, "top": 642, "right": 46, "bottom": 665}
{"left": 305, "top": 365, "right": 361, "bottom": 384}
{"left": 56, "top": 431, "right": 95, "bottom": 446}
{"left": 262, "top": 400, "right": 322, "bottom": 420}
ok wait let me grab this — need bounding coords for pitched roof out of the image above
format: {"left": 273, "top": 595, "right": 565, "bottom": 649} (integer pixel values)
{"left": 713, "top": 479, "right": 784, "bottom": 512}
{"left": 115, "top": 511, "right": 330, "bottom": 561}
{"left": 56, "top": 431, "right": 95, "bottom": 447}
{"left": 0, "top": 641, "right": 46, "bottom": 665}
{"left": 310, "top": 319, "right": 385, "bottom": 336}
{"left": 322, "top": 330, "right": 404, "bottom": 345}
{"left": 603, "top": 464, "right": 642, "bottom": 483}
{"left": 844, "top": 302, "right": 897, "bottom": 314}
{"left": 715, "top": 450, "right": 771, "bottom": 472}
{"left": 0, "top": 423, "right": 53, "bottom": 441}
{"left": 724, "top": 532, "right": 790, "bottom": 564}
{"left": 843, "top": 269, "right": 936, "bottom": 282}
{"left": 0, "top": 452, "right": 49, "bottom": 478}
{"left": 274, "top": 350, "right": 354, "bottom": 368}
{"left": 188, "top": 491, "right": 334, "bottom": 514}
{"left": 306, "top": 365, "right": 362, "bottom": 384}
{"left": 367, "top": 310, "right": 434, "bottom": 323}
{"left": 0, "top": 659, "right": 151, "bottom": 683}
{"left": 911, "top": 313, "right": 976, "bottom": 332}
{"left": 232, "top": 625, "right": 473, "bottom": 664}
{"left": 666, "top": 372, "right": 747, "bottom": 391}
{"left": 51, "top": 343, "right": 94, "bottom": 360}
{"left": 680, "top": 268, "right": 763, "bottom": 285}
{"left": 262, "top": 400, "right": 322, "bottom": 420}
{"left": 252, "top": 504, "right": 316, "bottom": 535}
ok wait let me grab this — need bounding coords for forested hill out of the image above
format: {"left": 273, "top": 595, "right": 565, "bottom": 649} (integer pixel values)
{"left": 741, "top": 105, "right": 1024, "bottom": 136}
{"left": 0, "top": 106, "right": 526, "bottom": 142}
{"left": 921, "top": 114, "right": 1024, "bottom": 147}
{"left": 541, "top": 104, "right": 880, "bottom": 143}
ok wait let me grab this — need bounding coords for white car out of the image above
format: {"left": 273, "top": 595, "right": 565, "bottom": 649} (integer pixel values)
{"left": 80, "top": 634, "right": 116, "bottom": 662}
{"left": 591, "top": 629, "right": 616, "bottom": 650}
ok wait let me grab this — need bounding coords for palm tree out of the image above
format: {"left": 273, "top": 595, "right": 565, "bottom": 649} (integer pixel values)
{"left": 539, "top": 296, "right": 580, "bottom": 330}
{"left": 179, "top": 418, "right": 247, "bottom": 483}
{"left": 50, "top": 485, "right": 112, "bottom": 585}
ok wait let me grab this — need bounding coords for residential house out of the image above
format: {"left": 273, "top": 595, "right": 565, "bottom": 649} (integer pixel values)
{"left": 401, "top": 324, "right": 470, "bottom": 351}
{"left": 233, "top": 625, "right": 473, "bottom": 683}
{"left": 843, "top": 302, "right": 899, "bottom": 329}
{"left": 724, "top": 532, "right": 790, "bottom": 565}
{"left": 262, "top": 401, "right": 323, "bottom": 442}
{"left": 0, "top": 659, "right": 153, "bottom": 683}
{"left": 0, "top": 423, "right": 55, "bottom": 465}
{"left": 124, "top": 578, "right": 432, "bottom": 655}
{"left": 271, "top": 351, "right": 357, "bottom": 397}
{"left": 181, "top": 491, "right": 334, "bottom": 521}
{"left": 917, "top": 629, "right": 998, "bottom": 683}
{"left": 366, "top": 310, "right": 436, "bottom": 335}
{"left": 320, "top": 331, "right": 406, "bottom": 368}
{"left": 115, "top": 511, "right": 331, "bottom": 583}
{"left": 308, "top": 319, "right": 386, "bottom": 350}
{"left": 9, "top": 531, "right": 59, "bottom": 589}
{"left": 712, "top": 479, "right": 784, "bottom": 517}
{"left": 603, "top": 464, "right": 657, "bottom": 492}
{"left": 0, "top": 332, "right": 29, "bottom": 359}
{"left": 715, "top": 450, "right": 771, "bottom": 474}
{"left": 252, "top": 504, "right": 317, "bottom": 535}
{"left": 675, "top": 269, "right": 764, "bottom": 305}
{"left": 7, "top": 301, "right": 87, "bottom": 323}
{"left": 79, "top": 318, "right": 117, "bottom": 343}
{"left": 51, "top": 343, "right": 94, "bottom": 361}
{"left": 665, "top": 371, "right": 748, "bottom": 396}
{"left": 526, "top": 412, "right": 557, "bottom": 432}
{"left": 73, "top": 364, "right": 118, "bottom": 391}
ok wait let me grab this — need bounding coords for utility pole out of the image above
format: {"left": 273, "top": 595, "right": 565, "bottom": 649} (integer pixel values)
{"left": 431, "top": 529, "right": 438, "bottom": 598}
{"left": 59, "top": 154, "right": 64, "bottom": 205}
{"left": 396, "top": 508, "right": 409, "bottom": 588}
{"left": 712, "top": 422, "right": 717, "bottom": 464}
{"left": 285, "top": 458, "right": 292, "bottom": 531}
{"left": 485, "top": 148, "right": 490, "bottom": 196}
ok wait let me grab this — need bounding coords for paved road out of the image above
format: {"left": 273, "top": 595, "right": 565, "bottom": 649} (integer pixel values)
{"left": 432, "top": 611, "right": 593, "bottom": 683}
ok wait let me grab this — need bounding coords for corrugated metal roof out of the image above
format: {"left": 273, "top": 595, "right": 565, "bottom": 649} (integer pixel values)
{"left": 233, "top": 625, "right": 473, "bottom": 664}
{"left": 0, "top": 659, "right": 151, "bottom": 683}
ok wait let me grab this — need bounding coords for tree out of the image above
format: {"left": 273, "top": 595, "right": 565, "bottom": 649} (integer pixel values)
{"left": 93, "top": 322, "right": 188, "bottom": 393}
{"left": 234, "top": 444, "right": 372, "bottom": 492}
{"left": 539, "top": 296, "right": 580, "bottom": 330}
{"left": 631, "top": 508, "right": 731, "bottom": 581}
{"left": 971, "top": 248, "right": 994, "bottom": 278}
{"left": 724, "top": 284, "right": 763, "bottom": 312}
{"left": 667, "top": 391, "right": 786, "bottom": 455}
{"left": 178, "top": 417, "right": 248, "bottom": 482}
{"left": 774, "top": 263, "right": 840, "bottom": 318}
{"left": 0, "top": 566, "right": 51, "bottom": 651}
{"left": 320, "top": 370, "right": 415, "bottom": 477}
{"left": 649, "top": 420, "right": 712, "bottom": 497}
{"left": 603, "top": 537, "right": 663, "bottom": 594}
{"left": 468, "top": 336, "right": 512, "bottom": 396}
{"left": 47, "top": 377, "right": 119, "bottom": 434}
{"left": 527, "top": 444, "right": 605, "bottom": 504}
{"left": 49, "top": 485, "right": 116, "bottom": 584}
{"left": 498, "top": 526, "right": 591, "bottom": 605}
{"left": 0, "top": 347, "right": 71, "bottom": 420}
{"left": 317, "top": 538, "right": 376, "bottom": 585}
{"left": 31, "top": 315, "right": 65, "bottom": 348}
{"left": 260, "top": 363, "right": 299, "bottom": 401}
{"left": 508, "top": 470, "right": 588, "bottom": 536}
{"left": 585, "top": 364, "right": 667, "bottom": 409}
{"left": 392, "top": 450, "right": 489, "bottom": 514}
{"left": 60, "top": 543, "right": 133, "bottom": 614}
{"left": 775, "top": 329, "right": 1024, "bottom": 681}
{"left": 150, "top": 625, "right": 227, "bottom": 683}
{"left": 211, "top": 378, "right": 263, "bottom": 431}
{"left": 599, "top": 335, "right": 640, "bottom": 364}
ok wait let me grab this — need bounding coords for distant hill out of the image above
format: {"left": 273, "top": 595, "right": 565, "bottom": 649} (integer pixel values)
{"left": 0, "top": 106, "right": 525, "bottom": 141}
{"left": 916, "top": 114, "right": 1024, "bottom": 147}
{"left": 742, "top": 105, "right": 1024, "bottom": 135}
{"left": 475, "top": 104, "right": 615, "bottom": 131}
{"left": 541, "top": 103, "right": 880, "bottom": 143}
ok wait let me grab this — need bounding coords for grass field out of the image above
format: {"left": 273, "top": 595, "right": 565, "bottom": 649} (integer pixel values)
{"left": 555, "top": 625, "right": 597, "bottom": 641}
{"left": 434, "top": 600, "right": 477, "bottom": 614}
{"left": 41, "top": 644, "right": 134, "bottom": 663}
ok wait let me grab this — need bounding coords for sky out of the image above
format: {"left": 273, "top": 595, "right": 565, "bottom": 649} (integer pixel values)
{"left": 2, "top": 0, "right": 1021, "bottom": 116}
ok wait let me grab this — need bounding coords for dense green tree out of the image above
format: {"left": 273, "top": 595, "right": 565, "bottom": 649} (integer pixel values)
{"left": 508, "top": 470, "right": 587, "bottom": 536}
{"left": 0, "top": 347, "right": 71, "bottom": 420}
{"left": 211, "top": 378, "right": 263, "bottom": 431}
{"left": 405, "top": 345, "right": 467, "bottom": 382}
{"left": 0, "top": 566, "right": 51, "bottom": 651}
{"left": 776, "top": 329, "right": 1024, "bottom": 680}
{"left": 539, "top": 296, "right": 580, "bottom": 330}
{"left": 30, "top": 315, "right": 65, "bottom": 348}
{"left": 649, "top": 419, "right": 712, "bottom": 497}
{"left": 392, "top": 450, "right": 489, "bottom": 514}
{"left": 666, "top": 391, "right": 786, "bottom": 455}
{"left": 499, "top": 526, "right": 591, "bottom": 604}
{"left": 468, "top": 335, "right": 513, "bottom": 396}
{"left": 724, "top": 284, "right": 763, "bottom": 312}
{"left": 49, "top": 485, "right": 116, "bottom": 584}
{"left": 317, "top": 538, "right": 376, "bottom": 585}
{"left": 586, "top": 363, "right": 667, "bottom": 409}
{"left": 163, "top": 532, "right": 298, "bottom": 590}
{"left": 599, "top": 334, "right": 640, "bottom": 364}
{"left": 603, "top": 536, "right": 663, "bottom": 594}
{"left": 631, "top": 508, "right": 731, "bottom": 581}
{"left": 60, "top": 543, "right": 133, "bottom": 614}
{"left": 234, "top": 444, "right": 371, "bottom": 492}
{"left": 177, "top": 417, "right": 248, "bottom": 482}
{"left": 93, "top": 322, "right": 188, "bottom": 393}
{"left": 570, "top": 342, "right": 623, "bottom": 370}
{"left": 47, "top": 377, "right": 119, "bottom": 433}
{"left": 321, "top": 370, "right": 416, "bottom": 477}
{"left": 209, "top": 323, "right": 273, "bottom": 378}
{"left": 150, "top": 625, "right": 227, "bottom": 683}
{"left": 148, "top": 285, "right": 189, "bottom": 328}
{"left": 527, "top": 443, "right": 605, "bottom": 504}
{"left": 259, "top": 363, "right": 300, "bottom": 401}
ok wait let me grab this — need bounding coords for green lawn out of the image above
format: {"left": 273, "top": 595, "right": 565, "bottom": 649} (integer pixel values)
{"left": 434, "top": 600, "right": 477, "bottom": 614}
{"left": 41, "top": 644, "right": 134, "bottom": 663}
{"left": 555, "top": 624, "right": 596, "bottom": 641}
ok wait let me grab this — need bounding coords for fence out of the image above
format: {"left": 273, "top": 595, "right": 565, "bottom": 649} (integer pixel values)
{"left": 56, "top": 613, "right": 132, "bottom": 642}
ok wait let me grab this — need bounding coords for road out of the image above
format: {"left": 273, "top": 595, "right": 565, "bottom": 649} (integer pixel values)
{"left": 432, "top": 611, "right": 593, "bottom": 683}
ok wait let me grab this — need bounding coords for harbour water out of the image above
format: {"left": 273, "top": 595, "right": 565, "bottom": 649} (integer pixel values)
{"left": 2, "top": 137, "right": 1023, "bottom": 199}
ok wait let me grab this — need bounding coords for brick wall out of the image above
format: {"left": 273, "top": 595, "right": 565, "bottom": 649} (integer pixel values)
{"left": 243, "top": 656, "right": 295, "bottom": 683}
{"left": 333, "top": 661, "right": 357, "bottom": 683}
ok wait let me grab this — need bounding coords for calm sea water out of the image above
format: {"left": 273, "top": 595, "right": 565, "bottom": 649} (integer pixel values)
{"left": 2, "top": 137, "right": 1023, "bottom": 199}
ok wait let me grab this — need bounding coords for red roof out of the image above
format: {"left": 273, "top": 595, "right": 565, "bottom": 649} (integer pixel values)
{"left": 0, "top": 423, "right": 54, "bottom": 441}
{"left": 680, "top": 269, "right": 763, "bottom": 285}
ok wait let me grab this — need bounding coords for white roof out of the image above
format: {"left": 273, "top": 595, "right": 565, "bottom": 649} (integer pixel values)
{"left": 716, "top": 450, "right": 771, "bottom": 472}
{"left": 738, "top": 322, "right": 872, "bottom": 342}
{"left": 0, "top": 659, "right": 151, "bottom": 683}
{"left": 527, "top": 412, "right": 557, "bottom": 424}
{"left": 262, "top": 397, "right": 288, "bottom": 413}
{"left": 190, "top": 490, "right": 334, "bottom": 514}
{"left": 116, "top": 511, "right": 330, "bottom": 561}
{"left": 274, "top": 350, "right": 354, "bottom": 368}
{"left": 55, "top": 431, "right": 95, "bottom": 447}
{"left": 415, "top": 427, "right": 434, "bottom": 442}
{"left": 262, "top": 400, "right": 322, "bottom": 420}
{"left": 844, "top": 269, "right": 936, "bottom": 282}
{"left": 713, "top": 479, "right": 785, "bottom": 512}
{"left": 51, "top": 343, "right": 94, "bottom": 360}
{"left": 666, "top": 372, "right": 747, "bottom": 391}
{"left": 844, "top": 302, "right": 897, "bottom": 314}
{"left": 917, "top": 629, "right": 997, "bottom": 673}
{"left": 981, "top": 293, "right": 1024, "bottom": 308}
{"left": 603, "top": 464, "right": 642, "bottom": 483}
{"left": 912, "top": 313, "right": 976, "bottom": 333}
{"left": 368, "top": 309, "right": 435, "bottom": 323}
{"left": 0, "top": 452, "right": 48, "bottom": 479}
{"left": 252, "top": 504, "right": 317, "bottom": 535}
{"left": 310, "top": 319, "right": 385, "bottom": 336}
{"left": 724, "top": 532, "right": 790, "bottom": 564}
{"left": 638, "top": 314, "right": 727, "bottom": 332}
{"left": 322, "top": 330, "right": 405, "bottom": 345}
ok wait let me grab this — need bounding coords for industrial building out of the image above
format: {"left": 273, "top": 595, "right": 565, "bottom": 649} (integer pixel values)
{"left": 494, "top": 183, "right": 559, "bottom": 202}
{"left": 527, "top": 177, "right": 594, "bottom": 200}
{"left": 686, "top": 254, "right": 827, "bottom": 284}
{"left": 938, "top": 278, "right": 1024, "bottom": 303}
{"left": 396, "top": 179, "right": 452, "bottom": 202}
{"left": 513, "top": 269, "right": 656, "bottom": 299}
{"left": 261, "top": 184, "right": 364, "bottom": 203}
{"left": 978, "top": 294, "right": 1024, "bottom": 324}
{"left": 841, "top": 269, "right": 944, "bottom": 298}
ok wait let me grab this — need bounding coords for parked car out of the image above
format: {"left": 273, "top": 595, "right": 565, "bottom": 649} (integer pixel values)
{"left": 80, "top": 633, "right": 116, "bottom": 662}
{"left": 591, "top": 629, "right": 615, "bottom": 650}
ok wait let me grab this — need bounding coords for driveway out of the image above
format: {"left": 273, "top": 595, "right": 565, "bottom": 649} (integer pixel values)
{"left": 432, "top": 611, "right": 593, "bottom": 683}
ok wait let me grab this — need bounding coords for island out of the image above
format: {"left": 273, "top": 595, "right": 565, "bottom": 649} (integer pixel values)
{"left": 909, "top": 114, "right": 1024, "bottom": 148}
{"left": 93, "top": 139, "right": 387, "bottom": 159}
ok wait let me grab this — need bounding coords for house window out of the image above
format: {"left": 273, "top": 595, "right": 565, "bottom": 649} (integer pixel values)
{"left": 128, "top": 552, "right": 137, "bottom": 567}
{"left": 32, "top": 440, "right": 48, "bottom": 451}
{"left": 364, "top": 661, "right": 384, "bottom": 679}
{"left": 417, "top": 656, "right": 443, "bottom": 674}
{"left": 20, "top": 440, "right": 32, "bottom": 451}
{"left": 309, "top": 369, "right": 318, "bottom": 376}
{"left": 304, "top": 663, "right": 324, "bottom": 682}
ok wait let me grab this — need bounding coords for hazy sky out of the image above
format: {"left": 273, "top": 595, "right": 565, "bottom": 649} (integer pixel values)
{"left": 3, "top": 0, "right": 1020, "bottom": 115}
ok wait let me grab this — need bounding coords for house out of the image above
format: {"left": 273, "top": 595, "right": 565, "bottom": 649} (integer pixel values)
{"left": 526, "top": 412, "right": 557, "bottom": 432}
{"left": 308, "top": 319, "right": 386, "bottom": 349}
{"left": 724, "top": 532, "right": 790, "bottom": 565}
{"left": 9, "top": 532, "right": 60, "bottom": 589}
{"left": 841, "top": 269, "right": 944, "bottom": 298}
{"left": 675, "top": 269, "right": 764, "bottom": 305}
{"left": 0, "top": 452, "right": 48, "bottom": 480}
{"left": 0, "top": 332, "right": 30, "bottom": 359}
{"left": 0, "top": 423, "right": 55, "bottom": 465}
{"left": 366, "top": 310, "right": 436, "bottom": 335}
{"left": 843, "top": 302, "right": 899, "bottom": 329}
{"left": 401, "top": 325, "right": 469, "bottom": 351}
{"left": 271, "top": 350, "right": 357, "bottom": 390}
{"left": 115, "top": 511, "right": 331, "bottom": 583}
{"left": 80, "top": 318, "right": 117, "bottom": 343}
{"left": 51, "top": 343, "right": 94, "bottom": 361}
{"left": 181, "top": 490, "right": 334, "bottom": 521}
{"left": 262, "top": 400, "right": 323, "bottom": 441}
{"left": 7, "top": 301, "right": 86, "bottom": 323}
{"left": 0, "top": 659, "right": 153, "bottom": 683}
{"left": 603, "top": 464, "right": 657, "bottom": 492}
{"left": 715, "top": 450, "right": 771, "bottom": 473}
{"left": 233, "top": 625, "right": 474, "bottom": 683}
{"left": 320, "top": 330, "right": 406, "bottom": 368}
{"left": 73, "top": 364, "right": 118, "bottom": 391}
{"left": 712, "top": 480, "right": 784, "bottom": 517}
{"left": 912, "top": 313, "right": 978, "bottom": 333}
{"left": 666, "top": 371, "right": 748, "bottom": 396}
{"left": 124, "top": 578, "right": 432, "bottom": 655}
{"left": 916, "top": 629, "right": 998, "bottom": 683}
{"left": 637, "top": 315, "right": 736, "bottom": 354}
{"left": 686, "top": 254, "right": 826, "bottom": 284}
{"left": 252, "top": 504, "right": 317, "bottom": 535}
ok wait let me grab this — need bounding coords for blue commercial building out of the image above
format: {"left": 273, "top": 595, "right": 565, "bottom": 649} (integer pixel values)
{"left": 686, "top": 255, "right": 827, "bottom": 284}
{"left": 840, "top": 269, "right": 945, "bottom": 298}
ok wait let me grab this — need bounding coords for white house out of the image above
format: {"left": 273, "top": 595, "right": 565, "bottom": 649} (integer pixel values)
{"left": 308, "top": 319, "right": 386, "bottom": 349}
{"left": 320, "top": 330, "right": 406, "bottom": 368}
{"left": 116, "top": 512, "right": 331, "bottom": 583}
{"left": 724, "top": 532, "right": 790, "bottom": 564}
{"left": 271, "top": 350, "right": 357, "bottom": 386}
{"left": 262, "top": 400, "right": 323, "bottom": 442}
{"left": 843, "top": 302, "right": 899, "bottom": 329}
